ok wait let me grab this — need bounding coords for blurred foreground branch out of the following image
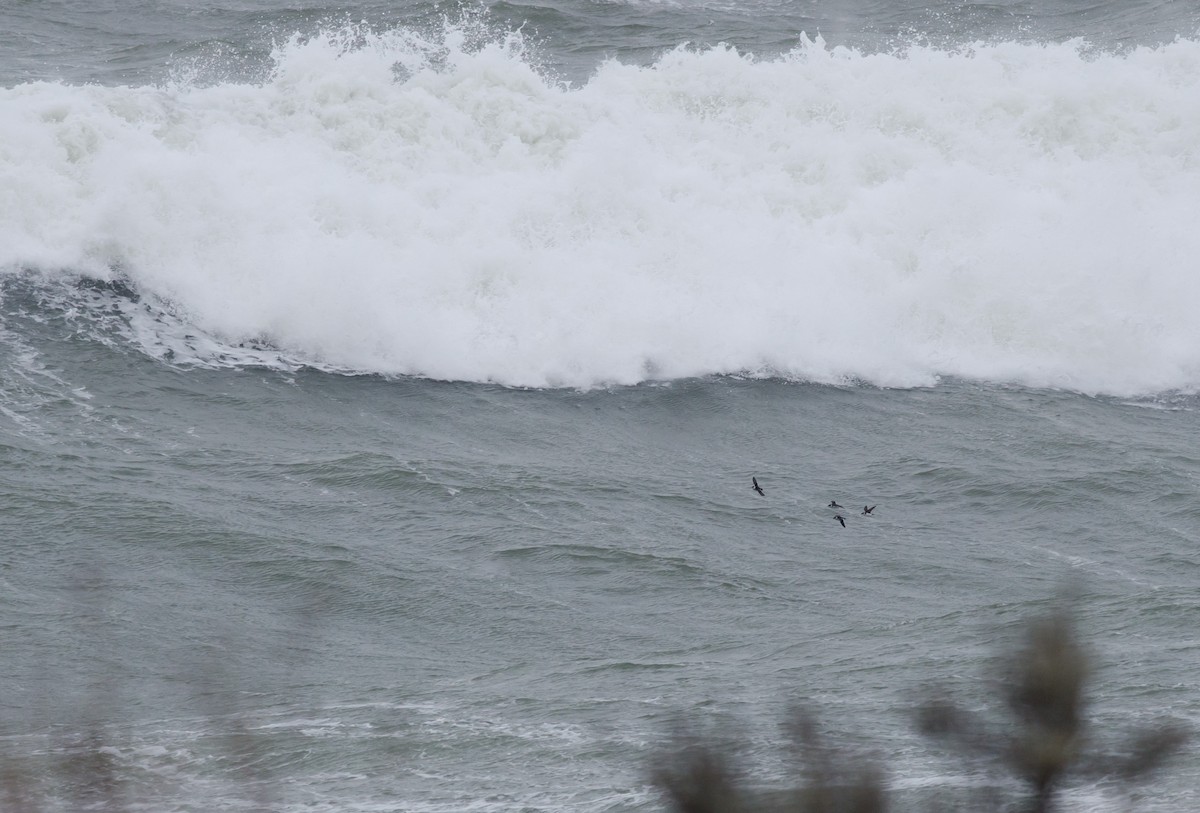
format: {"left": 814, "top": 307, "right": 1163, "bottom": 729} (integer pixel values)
{"left": 652, "top": 712, "right": 887, "bottom": 813}
{"left": 655, "top": 602, "right": 1189, "bottom": 813}
{"left": 918, "top": 606, "right": 1189, "bottom": 813}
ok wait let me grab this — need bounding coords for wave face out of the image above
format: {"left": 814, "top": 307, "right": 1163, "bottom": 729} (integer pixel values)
{"left": 3, "top": 26, "right": 1200, "bottom": 393}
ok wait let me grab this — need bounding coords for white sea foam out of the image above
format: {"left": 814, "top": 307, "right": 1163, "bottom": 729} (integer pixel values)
{"left": 3, "top": 27, "right": 1200, "bottom": 393}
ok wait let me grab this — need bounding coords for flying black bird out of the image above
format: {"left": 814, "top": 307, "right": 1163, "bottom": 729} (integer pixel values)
{"left": 752, "top": 477, "right": 765, "bottom": 496}
{"left": 829, "top": 501, "right": 843, "bottom": 509}
{"left": 834, "top": 514, "right": 847, "bottom": 527}
{"left": 862, "top": 505, "right": 876, "bottom": 515}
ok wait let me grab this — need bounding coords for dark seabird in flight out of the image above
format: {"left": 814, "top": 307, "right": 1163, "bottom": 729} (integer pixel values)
{"left": 828, "top": 501, "right": 843, "bottom": 509}
{"left": 834, "top": 514, "right": 846, "bottom": 527}
{"left": 862, "top": 505, "right": 876, "bottom": 515}
{"left": 752, "top": 477, "right": 765, "bottom": 496}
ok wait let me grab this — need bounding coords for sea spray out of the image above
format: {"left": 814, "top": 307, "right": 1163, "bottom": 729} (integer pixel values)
{"left": 2, "top": 28, "right": 1199, "bottom": 393}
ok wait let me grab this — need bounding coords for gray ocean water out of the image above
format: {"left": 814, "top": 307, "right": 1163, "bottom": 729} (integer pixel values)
{"left": 3, "top": 1, "right": 1200, "bottom": 811}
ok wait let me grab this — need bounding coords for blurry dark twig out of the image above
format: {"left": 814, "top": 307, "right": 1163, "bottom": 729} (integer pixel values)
{"left": 652, "top": 725, "right": 746, "bottom": 813}
{"left": 918, "top": 604, "right": 1189, "bottom": 813}
{"left": 0, "top": 757, "right": 38, "bottom": 813}
{"left": 60, "top": 724, "right": 124, "bottom": 811}
{"left": 784, "top": 710, "right": 888, "bottom": 813}
{"left": 652, "top": 712, "right": 887, "bottom": 813}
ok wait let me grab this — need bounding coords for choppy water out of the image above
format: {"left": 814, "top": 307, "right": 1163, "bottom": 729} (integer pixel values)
{"left": 2, "top": 1, "right": 1199, "bottom": 811}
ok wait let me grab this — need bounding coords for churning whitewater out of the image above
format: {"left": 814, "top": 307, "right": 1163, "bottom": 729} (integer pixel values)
{"left": 2, "top": 26, "right": 1199, "bottom": 393}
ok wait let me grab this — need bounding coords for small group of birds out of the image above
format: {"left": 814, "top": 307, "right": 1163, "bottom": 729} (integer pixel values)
{"left": 752, "top": 478, "right": 875, "bottom": 528}
{"left": 830, "top": 500, "right": 875, "bottom": 526}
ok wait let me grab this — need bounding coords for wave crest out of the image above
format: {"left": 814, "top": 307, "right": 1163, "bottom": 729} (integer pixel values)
{"left": 2, "top": 27, "right": 1200, "bottom": 393}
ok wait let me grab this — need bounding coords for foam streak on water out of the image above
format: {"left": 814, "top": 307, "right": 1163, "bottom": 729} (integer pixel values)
{"left": 2, "top": 27, "right": 1200, "bottom": 393}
